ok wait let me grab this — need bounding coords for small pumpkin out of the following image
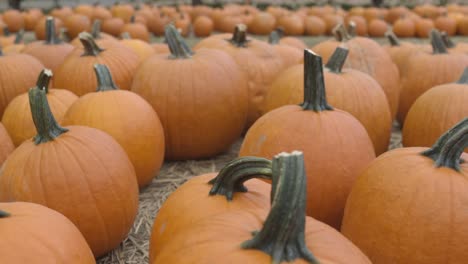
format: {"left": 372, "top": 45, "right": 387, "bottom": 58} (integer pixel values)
{"left": 70, "top": 20, "right": 118, "bottom": 47}
{"left": 64, "top": 14, "right": 91, "bottom": 39}
{"left": 2, "top": 69, "right": 77, "bottom": 146}
{"left": 0, "top": 82, "right": 139, "bottom": 257}
{"left": 277, "top": 14, "right": 305, "bottom": 35}
{"left": 2, "top": 29, "right": 24, "bottom": 54}
{"left": 415, "top": 17, "right": 435, "bottom": 38}
{"left": 367, "top": 18, "right": 388, "bottom": 37}
{"left": 268, "top": 29, "right": 302, "bottom": 68}
{"left": 121, "top": 15, "right": 150, "bottom": 42}
{"left": 0, "top": 202, "right": 95, "bottom": 263}
{"left": 22, "top": 9, "right": 43, "bottom": 31}
{"left": 193, "top": 15, "right": 214, "bottom": 37}
{"left": 383, "top": 30, "right": 420, "bottom": 75}
{"left": 2, "top": 10, "right": 23, "bottom": 32}
{"left": 240, "top": 50, "right": 375, "bottom": 229}
{"left": 101, "top": 17, "right": 125, "bottom": 37}
{"left": 54, "top": 32, "right": 139, "bottom": 95}
{"left": 111, "top": 3, "right": 135, "bottom": 23}
{"left": 120, "top": 32, "right": 155, "bottom": 62}
{"left": 435, "top": 14, "right": 457, "bottom": 36}
{"left": 34, "top": 16, "right": 63, "bottom": 40}
{"left": 345, "top": 15, "right": 368, "bottom": 36}
{"left": 304, "top": 15, "right": 326, "bottom": 36}
{"left": 393, "top": 16, "right": 416, "bottom": 37}
{"left": 248, "top": 12, "right": 276, "bottom": 35}
{"left": 174, "top": 12, "right": 191, "bottom": 37}
{"left": 341, "top": 118, "right": 468, "bottom": 263}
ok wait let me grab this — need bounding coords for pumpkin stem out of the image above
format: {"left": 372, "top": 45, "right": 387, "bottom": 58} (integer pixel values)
{"left": 0, "top": 47, "right": 3, "bottom": 56}
{"left": 36, "top": 69, "right": 53, "bottom": 94}
{"left": 14, "top": 29, "right": 24, "bottom": 44}
{"left": 301, "top": 49, "right": 333, "bottom": 112}
{"left": 347, "top": 21, "right": 357, "bottom": 37}
{"left": 91, "top": 19, "right": 102, "bottom": 39}
{"left": 0, "top": 210, "right": 10, "bottom": 218}
{"left": 165, "top": 23, "right": 193, "bottom": 59}
{"left": 130, "top": 15, "right": 136, "bottom": 23}
{"left": 430, "top": 29, "right": 448, "bottom": 54}
{"left": 385, "top": 30, "right": 400, "bottom": 46}
{"left": 421, "top": 118, "right": 468, "bottom": 171}
{"left": 241, "top": 151, "right": 319, "bottom": 264}
{"left": 229, "top": 24, "right": 250, "bottom": 47}
{"left": 3, "top": 27, "right": 10, "bottom": 36}
{"left": 208, "top": 156, "right": 272, "bottom": 201}
{"left": 325, "top": 46, "right": 349, "bottom": 73}
{"left": 29, "top": 71, "right": 69, "bottom": 145}
{"left": 441, "top": 32, "right": 456, "bottom": 48}
{"left": 94, "top": 64, "right": 119, "bottom": 92}
{"left": 121, "top": 32, "right": 131, "bottom": 39}
{"left": 268, "top": 29, "right": 281, "bottom": 45}
{"left": 45, "top": 16, "right": 60, "bottom": 44}
{"left": 79, "top": 32, "right": 104, "bottom": 56}
{"left": 456, "top": 68, "right": 468, "bottom": 84}
{"left": 332, "top": 23, "right": 351, "bottom": 42}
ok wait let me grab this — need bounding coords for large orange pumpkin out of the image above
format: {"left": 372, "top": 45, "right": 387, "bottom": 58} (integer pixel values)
{"left": 132, "top": 24, "right": 248, "bottom": 160}
{"left": 0, "top": 123, "right": 14, "bottom": 165}
{"left": 341, "top": 118, "right": 468, "bottom": 263}
{"left": 150, "top": 156, "right": 272, "bottom": 261}
{"left": 153, "top": 152, "right": 371, "bottom": 264}
{"left": 403, "top": 68, "right": 468, "bottom": 152}
{"left": 240, "top": 50, "right": 375, "bottom": 229}
{"left": 63, "top": 64, "right": 164, "bottom": 188}
{"left": 0, "top": 83, "right": 139, "bottom": 257}
{"left": 398, "top": 30, "right": 468, "bottom": 124}
{"left": 0, "top": 202, "right": 95, "bottom": 263}
{"left": 2, "top": 69, "right": 77, "bottom": 147}
{"left": 194, "top": 24, "right": 284, "bottom": 128}
{"left": 54, "top": 32, "right": 139, "bottom": 95}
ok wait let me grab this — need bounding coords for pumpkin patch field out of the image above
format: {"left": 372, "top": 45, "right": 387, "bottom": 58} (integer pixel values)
{"left": 0, "top": 1, "right": 468, "bottom": 264}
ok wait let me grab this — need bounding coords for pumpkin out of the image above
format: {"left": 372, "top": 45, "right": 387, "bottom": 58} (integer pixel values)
{"left": 2, "top": 30, "right": 24, "bottom": 54}
{"left": 398, "top": 30, "right": 468, "bottom": 124}
{"left": 152, "top": 42, "right": 170, "bottom": 54}
{"left": 368, "top": 19, "right": 388, "bottom": 37}
{"left": 111, "top": 3, "right": 135, "bottom": 23}
{"left": 248, "top": 12, "right": 276, "bottom": 35}
{"left": 54, "top": 32, "right": 139, "bottom": 96}
{"left": 458, "top": 16, "right": 468, "bottom": 35}
{"left": 70, "top": 20, "right": 118, "bottom": 47}
{"left": 120, "top": 33, "right": 155, "bottom": 62}
{"left": 174, "top": 13, "right": 191, "bottom": 37}
{"left": 383, "top": 30, "right": 420, "bottom": 75}
{"left": 277, "top": 14, "right": 305, "bottom": 35}
{"left": 268, "top": 29, "right": 302, "bottom": 68}
{"left": 0, "top": 48, "right": 44, "bottom": 117}
{"left": 0, "top": 80, "right": 139, "bottom": 257}
{"left": 0, "top": 202, "right": 95, "bottom": 263}
{"left": 441, "top": 32, "right": 468, "bottom": 54}
{"left": 323, "top": 14, "right": 344, "bottom": 35}
{"left": 435, "top": 14, "right": 457, "bottom": 36}
{"left": 150, "top": 156, "right": 272, "bottom": 261}
{"left": 0, "top": 122, "right": 13, "bottom": 165}
{"left": 92, "top": 5, "right": 112, "bottom": 21}
{"left": 341, "top": 118, "right": 468, "bottom": 264}
{"left": 34, "top": 16, "right": 63, "bottom": 40}
{"left": 2, "top": 10, "right": 23, "bottom": 33}
{"left": 148, "top": 12, "right": 170, "bottom": 36}
{"left": 121, "top": 15, "right": 150, "bottom": 42}
{"left": 312, "top": 24, "right": 400, "bottom": 119}
{"left": 403, "top": 68, "right": 468, "bottom": 152}
{"left": 63, "top": 64, "right": 164, "bottom": 188}
{"left": 386, "top": 6, "right": 410, "bottom": 23}
{"left": 50, "top": 6, "right": 73, "bottom": 22}
{"left": 23, "top": 17, "right": 74, "bottom": 72}
{"left": 263, "top": 47, "right": 391, "bottom": 155}
{"left": 240, "top": 50, "right": 375, "bottom": 229}
{"left": 153, "top": 152, "right": 371, "bottom": 264}
{"left": 304, "top": 15, "right": 326, "bottom": 36}
{"left": 345, "top": 15, "right": 368, "bottom": 36}
{"left": 393, "top": 16, "right": 416, "bottom": 37}
{"left": 415, "top": 17, "right": 435, "bottom": 38}
{"left": 64, "top": 14, "right": 91, "bottom": 39}
{"left": 0, "top": 27, "right": 15, "bottom": 47}
{"left": 22, "top": 9, "right": 43, "bottom": 31}
{"left": 2, "top": 69, "right": 77, "bottom": 147}
{"left": 101, "top": 17, "right": 125, "bottom": 37}
{"left": 275, "top": 30, "right": 308, "bottom": 50}
{"left": 193, "top": 15, "right": 214, "bottom": 37}
{"left": 74, "top": 4, "right": 94, "bottom": 19}
{"left": 132, "top": 24, "right": 248, "bottom": 160}
{"left": 194, "top": 24, "right": 284, "bottom": 128}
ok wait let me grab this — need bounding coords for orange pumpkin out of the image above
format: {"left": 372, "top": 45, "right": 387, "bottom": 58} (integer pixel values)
{"left": 64, "top": 14, "right": 91, "bottom": 39}
{"left": 2, "top": 69, "right": 77, "bottom": 147}
{"left": 22, "top": 9, "right": 43, "bottom": 31}
{"left": 194, "top": 24, "right": 284, "bottom": 128}
{"left": 342, "top": 118, "right": 468, "bottom": 263}
{"left": 345, "top": 15, "right": 368, "bottom": 36}
{"left": 132, "top": 24, "right": 248, "bottom": 160}
{"left": 193, "top": 15, "right": 214, "bottom": 37}
{"left": 2, "top": 30, "right": 24, "bottom": 54}
{"left": 63, "top": 64, "right": 164, "bottom": 188}
{"left": 368, "top": 19, "right": 388, "bottom": 37}
{"left": 121, "top": 15, "right": 150, "bottom": 42}
{"left": 393, "top": 16, "right": 416, "bottom": 37}
{"left": 248, "top": 12, "right": 276, "bottom": 35}
{"left": 0, "top": 81, "right": 139, "bottom": 257}
{"left": 435, "top": 14, "right": 457, "bottom": 36}
{"left": 304, "top": 15, "right": 326, "bottom": 36}
{"left": 92, "top": 5, "right": 112, "bottom": 21}
{"left": 386, "top": 6, "right": 410, "bottom": 23}
{"left": 119, "top": 33, "right": 155, "bottom": 63}
{"left": 148, "top": 12, "right": 170, "bottom": 36}
{"left": 34, "top": 16, "right": 63, "bottom": 40}
{"left": 111, "top": 3, "right": 135, "bottom": 23}
{"left": 240, "top": 50, "right": 375, "bottom": 229}
{"left": 54, "top": 32, "right": 139, "bottom": 95}
{"left": 23, "top": 17, "right": 74, "bottom": 72}
{"left": 268, "top": 29, "right": 302, "bottom": 68}
{"left": 174, "top": 13, "right": 191, "bottom": 37}
{"left": 398, "top": 30, "right": 468, "bottom": 124}
{"left": 415, "top": 17, "right": 435, "bottom": 38}
{"left": 403, "top": 68, "right": 468, "bottom": 152}
{"left": 383, "top": 30, "right": 420, "bottom": 75}
{"left": 0, "top": 202, "right": 95, "bottom": 263}
{"left": 153, "top": 152, "right": 371, "bottom": 264}
{"left": 457, "top": 16, "right": 468, "bottom": 35}
{"left": 101, "top": 17, "right": 125, "bottom": 37}
{"left": 2, "top": 10, "right": 23, "bottom": 32}
{"left": 150, "top": 156, "right": 272, "bottom": 261}
{"left": 0, "top": 122, "right": 13, "bottom": 165}
{"left": 70, "top": 20, "right": 118, "bottom": 47}
{"left": 152, "top": 42, "right": 170, "bottom": 54}
{"left": 277, "top": 14, "right": 305, "bottom": 35}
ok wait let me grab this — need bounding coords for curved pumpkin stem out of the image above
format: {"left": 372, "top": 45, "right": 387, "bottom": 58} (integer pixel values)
{"left": 440, "top": 32, "right": 456, "bottom": 49}
{"left": 242, "top": 151, "right": 319, "bottom": 264}
{"left": 430, "top": 29, "right": 448, "bottom": 54}
{"left": 422, "top": 118, "right": 468, "bottom": 171}
{"left": 301, "top": 49, "right": 333, "bottom": 112}
{"left": 14, "top": 29, "right": 24, "bottom": 44}
{"left": 229, "top": 24, "right": 250, "bottom": 47}
{"left": 36, "top": 69, "right": 53, "bottom": 94}
{"left": 0, "top": 210, "right": 10, "bottom": 218}
{"left": 333, "top": 23, "right": 351, "bottom": 42}
{"left": 165, "top": 23, "right": 193, "bottom": 59}
{"left": 385, "top": 30, "right": 400, "bottom": 46}
{"left": 91, "top": 19, "right": 102, "bottom": 39}
{"left": 347, "top": 21, "right": 357, "bottom": 37}
{"left": 94, "top": 64, "right": 119, "bottom": 92}
{"left": 457, "top": 68, "right": 468, "bottom": 84}
{"left": 45, "top": 16, "right": 61, "bottom": 45}
{"left": 325, "top": 46, "right": 349, "bottom": 73}
{"left": 208, "top": 156, "right": 272, "bottom": 201}
{"left": 29, "top": 72, "right": 69, "bottom": 145}
{"left": 79, "top": 32, "right": 104, "bottom": 56}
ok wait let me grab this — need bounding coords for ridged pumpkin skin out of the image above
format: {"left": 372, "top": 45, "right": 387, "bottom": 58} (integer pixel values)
{"left": 0, "top": 202, "right": 95, "bottom": 263}
{"left": 120, "top": 38, "right": 155, "bottom": 63}
{"left": 2, "top": 89, "right": 78, "bottom": 146}
{"left": 194, "top": 25, "right": 284, "bottom": 128}
{"left": 403, "top": 79, "right": 468, "bottom": 152}
{"left": 63, "top": 65, "right": 165, "bottom": 188}
{"left": 54, "top": 33, "right": 139, "bottom": 96}
{"left": 132, "top": 26, "right": 248, "bottom": 160}
{"left": 0, "top": 123, "right": 14, "bottom": 165}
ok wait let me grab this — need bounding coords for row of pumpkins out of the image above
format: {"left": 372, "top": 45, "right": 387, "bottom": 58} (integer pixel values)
{"left": 3, "top": 3, "right": 468, "bottom": 39}
{"left": 0, "top": 6, "right": 466, "bottom": 264}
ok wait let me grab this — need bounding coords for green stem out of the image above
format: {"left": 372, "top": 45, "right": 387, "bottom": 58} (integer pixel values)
{"left": 301, "top": 49, "right": 333, "bottom": 112}
{"left": 94, "top": 64, "right": 119, "bottom": 91}
{"left": 79, "top": 32, "right": 104, "bottom": 56}
{"left": 0, "top": 210, "right": 10, "bottom": 218}
{"left": 165, "top": 23, "right": 193, "bottom": 59}
{"left": 14, "top": 29, "right": 24, "bottom": 44}
{"left": 457, "top": 68, "right": 468, "bottom": 84}
{"left": 91, "top": 19, "right": 102, "bottom": 39}
{"left": 421, "top": 118, "right": 468, "bottom": 171}
{"left": 36, "top": 69, "right": 53, "bottom": 93}
{"left": 229, "top": 24, "right": 249, "bottom": 47}
{"left": 385, "top": 30, "right": 400, "bottom": 46}
{"left": 3, "top": 27, "right": 10, "bottom": 36}
{"left": 242, "top": 151, "right": 319, "bottom": 264}
{"left": 441, "top": 32, "right": 455, "bottom": 48}
{"left": 347, "top": 21, "right": 357, "bottom": 37}
{"left": 29, "top": 72, "right": 69, "bottom": 145}
{"left": 332, "top": 23, "right": 350, "bottom": 42}
{"left": 268, "top": 29, "right": 281, "bottom": 45}
{"left": 430, "top": 29, "right": 448, "bottom": 54}
{"left": 45, "top": 16, "right": 60, "bottom": 44}
{"left": 208, "top": 157, "right": 272, "bottom": 201}
{"left": 325, "top": 46, "right": 349, "bottom": 73}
